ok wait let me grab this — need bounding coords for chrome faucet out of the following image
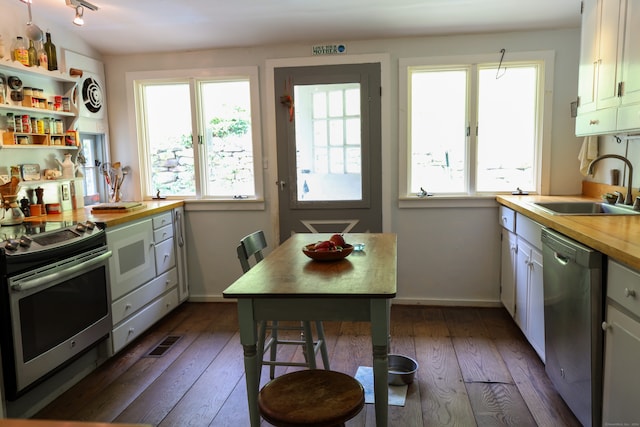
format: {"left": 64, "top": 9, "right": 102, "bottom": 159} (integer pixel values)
{"left": 587, "top": 154, "right": 634, "bottom": 205}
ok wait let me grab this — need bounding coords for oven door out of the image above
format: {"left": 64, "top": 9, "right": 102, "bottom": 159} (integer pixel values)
{"left": 7, "top": 246, "right": 112, "bottom": 395}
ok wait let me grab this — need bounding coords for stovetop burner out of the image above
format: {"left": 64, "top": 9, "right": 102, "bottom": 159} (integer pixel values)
{"left": 0, "top": 220, "right": 76, "bottom": 241}
{"left": 1, "top": 220, "right": 104, "bottom": 256}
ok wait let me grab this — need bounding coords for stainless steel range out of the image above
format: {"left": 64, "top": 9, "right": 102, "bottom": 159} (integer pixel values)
{"left": 0, "top": 219, "right": 112, "bottom": 400}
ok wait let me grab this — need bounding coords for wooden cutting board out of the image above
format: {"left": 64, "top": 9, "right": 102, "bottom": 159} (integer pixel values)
{"left": 91, "top": 202, "right": 145, "bottom": 213}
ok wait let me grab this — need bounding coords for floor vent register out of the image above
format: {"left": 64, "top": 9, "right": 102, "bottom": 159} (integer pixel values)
{"left": 144, "top": 335, "right": 182, "bottom": 358}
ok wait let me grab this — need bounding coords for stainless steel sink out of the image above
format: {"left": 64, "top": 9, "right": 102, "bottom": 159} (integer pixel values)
{"left": 531, "top": 201, "right": 640, "bottom": 215}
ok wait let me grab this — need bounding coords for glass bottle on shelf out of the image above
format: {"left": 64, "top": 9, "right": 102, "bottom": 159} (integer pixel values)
{"left": 12, "top": 36, "right": 29, "bottom": 66}
{"left": 0, "top": 34, "right": 5, "bottom": 59}
{"left": 28, "top": 39, "right": 37, "bottom": 67}
{"left": 43, "top": 32, "right": 57, "bottom": 71}
{"left": 36, "top": 41, "right": 47, "bottom": 69}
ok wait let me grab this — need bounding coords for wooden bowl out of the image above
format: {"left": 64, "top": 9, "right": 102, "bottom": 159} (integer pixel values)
{"left": 302, "top": 243, "right": 354, "bottom": 261}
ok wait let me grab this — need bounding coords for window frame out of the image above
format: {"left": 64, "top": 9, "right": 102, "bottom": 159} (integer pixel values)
{"left": 398, "top": 51, "right": 554, "bottom": 205}
{"left": 127, "top": 66, "right": 263, "bottom": 202}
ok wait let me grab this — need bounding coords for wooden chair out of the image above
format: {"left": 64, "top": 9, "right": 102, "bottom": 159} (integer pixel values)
{"left": 258, "top": 369, "right": 365, "bottom": 427}
{"left": 237, "top": 230, "right": 330, "bottom": 379}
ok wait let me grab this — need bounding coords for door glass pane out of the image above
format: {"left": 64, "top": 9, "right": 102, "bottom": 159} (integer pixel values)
{"left": 477, "top": 66, "right": 537, "bottom": 192}
{"left": 294, "top": 83, "right": 362, "bottom": 201}
{"left": 200, "top": 79, "right": 255, "bottom": 197}
{"left": 410, "top": 69, "right": 467, "bottom": 193}
{"left": 143, "top": 83, "right": 194, "bottom": 196}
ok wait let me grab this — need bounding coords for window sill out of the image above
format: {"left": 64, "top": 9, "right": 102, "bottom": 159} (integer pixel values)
{"left": 184, "top": 198, "right": 265, "bottom": 211}
{"left": 398, "top": 195, "right": 502, "bottom": 209}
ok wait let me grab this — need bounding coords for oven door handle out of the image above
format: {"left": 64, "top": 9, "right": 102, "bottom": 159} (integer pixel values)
{"left": 11, "top": 250, "right": 113, "bottom": 293}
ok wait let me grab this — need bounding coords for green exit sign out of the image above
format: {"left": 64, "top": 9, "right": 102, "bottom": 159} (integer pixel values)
{"left": 312, "top": 44, "right": 347, "bottom": 55}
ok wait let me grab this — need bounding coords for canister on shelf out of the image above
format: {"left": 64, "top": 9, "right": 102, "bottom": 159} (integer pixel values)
{"left": 23, "top": 87, "right": 32, "bottom": 96}
{"left": 61, "top": 97, "right": 70, "bottom": 112}
{"left": 43, "top": 117, "right": 50, "bottom": 134}
{"left": 54, "top": 119, "right": 63, "bottom": 134}
{"left": 30, "top": 117, "right": 37, "bottom": 133}
{"left": 14, "top": 115, "right": 22, "bottom": 133}
{"left": 6, "top": 113, "right": 14, "bottom": 132}
{"left": 36, "top": 119, "right": 44, "bottom": 134}
{"left": 21, "top": 115, "right": 30, "bottom": 133}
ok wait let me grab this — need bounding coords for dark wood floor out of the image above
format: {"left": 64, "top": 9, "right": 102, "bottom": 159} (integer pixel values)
{"left": 34, "top": 302, "right": 581, "bottom": 426}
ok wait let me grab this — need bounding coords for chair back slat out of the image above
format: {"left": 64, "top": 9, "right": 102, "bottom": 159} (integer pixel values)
{"left": 237, "top": 230, "right": 267, "bottom": 273}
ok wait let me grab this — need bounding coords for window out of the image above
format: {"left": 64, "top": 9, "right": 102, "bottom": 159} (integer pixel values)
{"left": 295, "top": 83, "right": 362, "bottom": 201}
{"left": 400, "top": 52, "right": 553, "bottom": 198}
{"left": 131, "top": 67, "right": 262, "bottom": 199}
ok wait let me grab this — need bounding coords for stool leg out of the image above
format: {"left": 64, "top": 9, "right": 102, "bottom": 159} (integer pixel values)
{"left": 302, "top": 321, "right": 317, "bottom": 369}
{"left": 315, "top": 321, "right": 330, "bottom": 370}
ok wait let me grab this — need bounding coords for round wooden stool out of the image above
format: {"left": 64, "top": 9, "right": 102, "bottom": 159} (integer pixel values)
{"left": 258, "top": 369, "right": 365, "bottom": 427}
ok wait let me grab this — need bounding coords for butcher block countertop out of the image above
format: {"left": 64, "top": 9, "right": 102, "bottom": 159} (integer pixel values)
{"left": 27, "top": 200, "right": 184, "bottom": 228}
{"left": 497, "top": 182, "right": 640, "bottom": 271}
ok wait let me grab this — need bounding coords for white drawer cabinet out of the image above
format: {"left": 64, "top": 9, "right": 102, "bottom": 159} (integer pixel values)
{"left": 107, "top": 209, "right": 184, "bottom": 354}
{"left": 602, "top": 260, "right": 640, "bottom": 425}
{"left": 111, "top": 268, "right": 178, "bottom": 325}
{"left": 155, "top": 238, "right": 176, "bottom": 276}
{"left": 112, "top": 289, "right": 179, "bottom": 353}
{"left": 498, "top": 207, "right": 545, "bottom": 361}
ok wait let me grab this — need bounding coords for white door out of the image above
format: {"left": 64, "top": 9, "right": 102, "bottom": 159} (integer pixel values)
{"left": 274, "top": 63, "right": 382, "bottom": 243}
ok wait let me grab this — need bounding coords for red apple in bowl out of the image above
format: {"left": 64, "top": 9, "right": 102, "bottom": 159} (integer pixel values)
{"left": 329, "top": 234, "right": 346, "bottom": 247}
{"left": 314, "top": 240, "right": 336, "bottom": 251}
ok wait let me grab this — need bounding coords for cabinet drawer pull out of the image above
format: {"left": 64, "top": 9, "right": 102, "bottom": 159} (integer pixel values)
{"left": 589, "top": 119, "right": 600, "bottom": 125}
{"left": 602, "top": 321, "right": 611, "bottom": 331}
{"left": 624, "top": 288, "right": 636, "bottom": 298}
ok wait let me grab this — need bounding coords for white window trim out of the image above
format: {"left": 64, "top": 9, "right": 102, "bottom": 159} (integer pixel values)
{"left": 125, "top": 66, "right": 264, "bottom": 206}
{"left": 398, "top": 51, "right": 555, "bottom": 208}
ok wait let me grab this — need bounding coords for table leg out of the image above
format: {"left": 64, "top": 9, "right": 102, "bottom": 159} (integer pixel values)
{"left": 238, "top": 299, "right": 260, "bottom": 427}
{"left": 371, "top": 299, "right": 390, "bottom": 427}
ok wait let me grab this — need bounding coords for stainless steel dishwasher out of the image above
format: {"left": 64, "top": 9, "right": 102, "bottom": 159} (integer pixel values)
{"left": 541, "top": 228, "right": 604, "bottom": 427}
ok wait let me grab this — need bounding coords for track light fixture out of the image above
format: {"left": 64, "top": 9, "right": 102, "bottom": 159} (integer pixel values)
{"left": 73, "top": 5, "right": 84, "bottom": 26}
{"left": 65, "top": 0, "right": 98, "bottom": 11}
{"left": 65, "top": 0, "right": 98, "bottom": 26}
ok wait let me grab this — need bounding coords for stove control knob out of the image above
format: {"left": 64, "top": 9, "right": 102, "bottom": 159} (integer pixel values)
{"left": 86, "top": 221, "right": 96, "bottom": 230}
{"left": 5, "top": 240, "right": 19, "bottom": 251}
{"left": 75, "top": 223, "right": 87, "bottom": 233}
{"left": 19, "top": 236, "right": 32, "bottom": 247}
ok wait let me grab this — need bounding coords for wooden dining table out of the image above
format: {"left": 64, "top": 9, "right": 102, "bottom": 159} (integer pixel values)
{"left": 223, "top": 233, "right": 397, "bottom": 427}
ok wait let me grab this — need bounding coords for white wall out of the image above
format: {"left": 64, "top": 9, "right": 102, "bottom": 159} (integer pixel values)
{"left": 102, "top": 28, "right": 582, "bottom": 305}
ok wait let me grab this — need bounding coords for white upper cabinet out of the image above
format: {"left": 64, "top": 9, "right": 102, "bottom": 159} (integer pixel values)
{"left": 577, "top": 0, "right": 600, "bottom": 115}
{"left": 577, "top": 0, "right": 640, "bottom": 135}
{"left": 595, "top": 0, "right": 623, "bottom": 110}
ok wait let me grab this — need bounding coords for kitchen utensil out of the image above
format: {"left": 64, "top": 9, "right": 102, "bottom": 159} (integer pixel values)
{"left": 1, "top": 195, "right": 25, "bottom": 226}
{"left": 25, "top": 2, "right": 43, "bottom": 42}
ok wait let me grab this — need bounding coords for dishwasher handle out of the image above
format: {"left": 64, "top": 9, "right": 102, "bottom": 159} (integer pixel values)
{"left": 552, "top": 251, "right": 570, "bottom": 266}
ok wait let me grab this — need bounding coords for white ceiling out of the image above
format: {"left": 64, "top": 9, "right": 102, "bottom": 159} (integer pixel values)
{"left": 20, "top": 0, "right": 582, "bottom": 55}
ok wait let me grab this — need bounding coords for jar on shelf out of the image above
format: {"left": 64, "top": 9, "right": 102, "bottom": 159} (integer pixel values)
{"left": 21, "top": 115, "right": 31, "bottom": 133}
{"left": 6, "top": 113, "right": 15, "bottom": 132}
{"left": 14, "top": 115, "right": 22, "bottom": 133}
{"left": 23, "top": 87, "right": 33, "bottom": 97}
{"left": 54, "top": 119, "right": 63, "bottom": 134}
{"left": 62, "top": 97, "right": 70, "bottom": 112}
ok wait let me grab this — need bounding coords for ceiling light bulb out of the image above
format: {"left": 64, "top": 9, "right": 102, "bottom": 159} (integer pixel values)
{"left": 73, "top": 5, "right": 84, "bottom": 26}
